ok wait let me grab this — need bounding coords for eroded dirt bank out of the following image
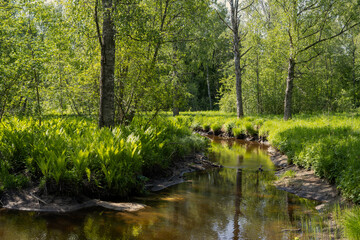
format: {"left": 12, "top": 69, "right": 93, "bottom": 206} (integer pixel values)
{"left": 268, "top": 146, "right": 340, "bottom": 203}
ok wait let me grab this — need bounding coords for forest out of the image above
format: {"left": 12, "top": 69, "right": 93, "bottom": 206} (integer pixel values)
{"left": 1, "top": 0, "right": 360, "bottom": 239}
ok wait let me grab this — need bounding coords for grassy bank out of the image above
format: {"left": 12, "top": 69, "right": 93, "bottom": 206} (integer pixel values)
{"left": 167, "top": 111, "right": 360, "bottom": 203}
{"left": 0, "top": 116, "right": 208, "bottom": 198}
{"left": 168, "top": 111, "right": 360, "bottom": 239}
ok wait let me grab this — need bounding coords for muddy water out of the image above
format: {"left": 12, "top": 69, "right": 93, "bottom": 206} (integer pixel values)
{"left": 0, "top": 137, "right": 324, "bottom": 240}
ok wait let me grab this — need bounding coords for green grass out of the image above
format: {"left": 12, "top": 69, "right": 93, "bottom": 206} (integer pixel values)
{"left": 343, "top": 207, "right": 360, "bottom": 239}
{"left": 0, "top": 116, "right": 208, "bottom": 197}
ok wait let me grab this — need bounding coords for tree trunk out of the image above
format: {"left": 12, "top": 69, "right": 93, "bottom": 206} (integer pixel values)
{"left": 234, "top": 45, "right": 244, "bottom": 118}
{"left": 98, "top": 0, "right": 115, "bottom": 128}
{"left": 20, "top": 97, "right": 27, "bottom": 115}
{"left": 352, "top": 39, "right": 357, "bottom": 108}
{"left": 256, "top": 54, "right": 261, "bottom": 114}
{"left": 229, "top": 0, "right": 244, "bottom": 118}
{"left": 34, "top": 70, "right": 42, "bottom": 126}
{"left": 206, "top": 66, "right": 212, "bottom": 110}
{"left": 284, "top": 57, "right": 295, "bottom": 120}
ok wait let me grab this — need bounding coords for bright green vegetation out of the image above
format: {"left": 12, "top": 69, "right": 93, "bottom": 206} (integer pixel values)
{"left": 1, "top": 1, "right": 359, "bottom": 124}
{"left": 1, "top": 0, "right": 360, "bottom": 235}
{"left": 0, "top": 116, "right": 207, "bottom": 197}
{"left": 342, "top": 206, "right": 360, "bottom": 239}
{"left": 169, "top": 111, "right": 360, "bottom": 203}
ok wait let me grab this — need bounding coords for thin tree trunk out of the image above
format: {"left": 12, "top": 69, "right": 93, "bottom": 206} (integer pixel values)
{"left": 0, "top": 98, "right": 7, "bottom": 122}
{"left": 256, "top": 54, "right": 261, "bottom": 114}
{"left": 235, "top": 49, "right": 244, "bottom": 118}
{"left": 229, "top": 0, "right": 244, "bottom": 118}
{"left": 98, "top": 0, "right": 115, "bottom": 128}
{"left": 20, "top": 97, "right": 27, "bottom": 115}
{"left": 34, "top": 70, "right": 42, "bottom": 126}
{"left": 284, "top": 57, "right": 295, "bottom": 120}
{"left": 206, "top": 66, "right": 212, "bottom": 110}
{"left": 352, "top": 39, "right": 357, "bottom": 107}
{"left": 172, "top": 44, "right": 179, "bottom": 117}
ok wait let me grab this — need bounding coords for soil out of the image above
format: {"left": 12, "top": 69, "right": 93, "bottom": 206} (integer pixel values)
{"left": 0, "top": 152, "right": 221, "bottom": 213}
{"left": 267, "top": 146, "right": 340, "bottom": 203}
{"left": 0, "top": 189, "right": 145, "bottom": 213}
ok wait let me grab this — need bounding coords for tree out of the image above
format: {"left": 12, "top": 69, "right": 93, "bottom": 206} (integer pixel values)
{"left": 218, "top": 0, "right": 253, "bottom": 118}
{"left": 274, "top": 0, "right": 360, "bottom": 120}
{"left": 96, "top": 0, "right": 115, "bottom": 128}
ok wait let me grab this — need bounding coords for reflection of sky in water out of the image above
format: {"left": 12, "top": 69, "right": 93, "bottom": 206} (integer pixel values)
{"left": 0, "top": 137, "right": 325, "bottom": 240}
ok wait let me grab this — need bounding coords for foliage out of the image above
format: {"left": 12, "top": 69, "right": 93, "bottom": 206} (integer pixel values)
{"left": 0, "top": 116, "right": 208, "bottom": 197}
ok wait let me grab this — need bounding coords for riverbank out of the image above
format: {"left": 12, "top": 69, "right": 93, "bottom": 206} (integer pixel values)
{"left": 170, "top": 111, "right": 360, "bottom": 204}
{"left": 268, "top": 146, "right": 340, "bottom": 203}
{"left": 0, "top": 116, "right": 210, "bottom": 210}
{"left": 204, "top": 132, "right": 341, "bottom": 204}
{"left": 1, "top": 152, "right": 220, "bottom": 213}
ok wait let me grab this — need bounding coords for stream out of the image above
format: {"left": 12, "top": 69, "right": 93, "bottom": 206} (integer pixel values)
{"left": 0, "top": 136, "right": 329, "bottom": 239}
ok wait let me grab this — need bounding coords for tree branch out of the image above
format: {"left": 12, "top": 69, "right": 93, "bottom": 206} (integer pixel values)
{"left": 297, "top": 51, "right": 322, "bottom": 64}
{"left": 94, "top": 0, "right": 103, "bottom": 47}
{"left": 299, "top": 21, "right": 360, "bottom": 54}
{"left": 297, "top": 0, "right": 320, "bottom": 16}
{"left": 240, "top": 0, "right": 254, "bottom": 11}
{"left": 215, "top": 9, "right": 234, "bottom": 32}
{"left": 240, "top": 46, "right": 252, "bottom": 59}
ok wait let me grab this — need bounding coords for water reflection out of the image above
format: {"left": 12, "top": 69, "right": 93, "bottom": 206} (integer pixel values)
{"left": 0, "top": 137, "right": 324, "bottom": 240}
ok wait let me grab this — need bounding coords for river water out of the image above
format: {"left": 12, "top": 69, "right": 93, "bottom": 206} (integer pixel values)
{"left": 0, "top": 137, "right": 326, "bottom": 240}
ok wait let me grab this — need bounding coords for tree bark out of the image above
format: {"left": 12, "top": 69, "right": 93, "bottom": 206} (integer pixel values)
{"left": 284, "top": 57, "right": 295, "bottom": 120}
{"left": 172, "top": 44, "right": 179, "bottom": 117}
{"left": 352, "top": 38, "right": 357, "bottom": 108}
{"left": 206, "top": 66, "right": 212, "bottom": 110}
{"left": 33, "top": 69, "right": 42, "bottom": 126}
{"left": 256, "top": 54, "right": 261, "bottom": 114}
{"left": 229, "top": 0, "right": 244, "bottom": 118}
{"left": 98, "top": 0, "right": 115, "bottom": 128}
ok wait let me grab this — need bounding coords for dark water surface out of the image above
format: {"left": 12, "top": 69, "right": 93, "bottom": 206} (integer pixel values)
{"left": 0, "top": 137, "right": 324, "bottom": 240}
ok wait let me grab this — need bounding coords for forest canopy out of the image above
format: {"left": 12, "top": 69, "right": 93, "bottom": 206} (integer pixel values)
{"left": 0, "top": 0, "right": 359, "bottom": 124}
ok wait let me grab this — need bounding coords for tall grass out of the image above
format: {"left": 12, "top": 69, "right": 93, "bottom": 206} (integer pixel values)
{"left": 0, "top": 116, "right": 208, "bottom": 197}
{"left": 343, "top": 207, "right": 360, "bottom": 239}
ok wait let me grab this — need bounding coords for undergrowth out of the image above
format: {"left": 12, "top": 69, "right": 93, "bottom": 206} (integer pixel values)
{"left": 0, "top": 116, "right": 208, "bottom": 198}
